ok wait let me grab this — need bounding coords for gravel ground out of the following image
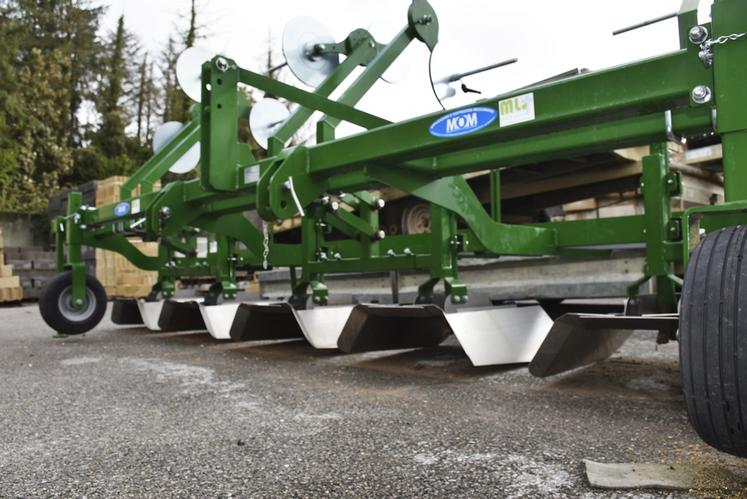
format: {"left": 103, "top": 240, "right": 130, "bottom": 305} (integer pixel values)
{"left": 1, "top": 303, "right": 746, "bottom": 498}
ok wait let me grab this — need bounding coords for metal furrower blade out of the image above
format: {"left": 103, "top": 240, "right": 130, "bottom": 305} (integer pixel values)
{"left": 111, "top": 298, "right": 143, "bottom": 325}
{"left": 337, "top": 304, "right": 452, "bottom": 353}
{"left": 294, "top": 306, "right": 354, "bottom": 349}
{"left": 229, "top": 302, "right": 305, "bottom": 341}
{"left": 157, "top": 299, "right": 206, "bottom": 332}
{"left": 199, "top": 303, "right": 240, "bottom": 340}
{"left": 529, "top": 313, "right": 679, "bottom": 377}
{"left": 136, "top": 299, "right": 167, "bottom": 331}
{"left": 445, "top": 306, "right": 553, "bottom": 367}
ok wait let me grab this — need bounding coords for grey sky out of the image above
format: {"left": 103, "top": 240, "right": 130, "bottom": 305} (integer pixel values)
{"left": 101, "top": 0, "right": 714, "bottom": 137}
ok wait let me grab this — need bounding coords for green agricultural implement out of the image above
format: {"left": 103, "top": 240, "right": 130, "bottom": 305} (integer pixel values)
{"left": 39, "top": 0, "right": 747, "bottom": 457}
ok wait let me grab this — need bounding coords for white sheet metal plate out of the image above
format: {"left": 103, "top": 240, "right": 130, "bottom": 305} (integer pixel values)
{"left": 136, "top": 298, "right": 204, "bottom": 332}
{"left": 199, "top": 303, "right": 241, "bottom": 340}
{"left": 295, "top": 306, "right": 354, "bottom": 349}
{"left": 446, "top": 306, "right": 553, "bottom": 366}
{"left": 136, "top": 300, "right": 166, "bottom": 331}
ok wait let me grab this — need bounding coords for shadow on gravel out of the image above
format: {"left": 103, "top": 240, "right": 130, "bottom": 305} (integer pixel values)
{"left": 540, "top": 357, "right": 683, "bottom": 402}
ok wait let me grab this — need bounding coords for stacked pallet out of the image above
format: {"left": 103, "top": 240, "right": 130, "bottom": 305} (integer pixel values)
{"left": 95, "top": 241, "right": 159, "bottom": 297}
{"left": 557, "top": 169, "right": 723, "bottom": 222}
{"left": 94, "top": 176, "right": 160, "bottom": 298}
{"left": 3, "top": 247, "right": 56, "bottom": 299}
{"left": 0, "top": 229, "right": 23, "bottom": 302}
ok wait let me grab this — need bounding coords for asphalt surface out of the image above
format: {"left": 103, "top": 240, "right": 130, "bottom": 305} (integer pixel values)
{"left": 1, "top": 303, "right": 746, "bottom": 498}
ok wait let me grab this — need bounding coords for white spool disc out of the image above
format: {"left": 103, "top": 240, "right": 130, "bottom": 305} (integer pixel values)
{"left": 282, "top": 17, "right": 339, "bottom": 87}
{"left": 152, "top": 121, "right": 184, "bottom": 153}
{"left": 152, "top": 121, "right": 200, "bottom": 174}
{"left": 169, "top": 142, "right": 200, "bottom": 174}
{"left": 249, "top": 98, "right": 291, "bottom": 150}
{"left": 176, "top": 46, "right": 215, "bottom": 102}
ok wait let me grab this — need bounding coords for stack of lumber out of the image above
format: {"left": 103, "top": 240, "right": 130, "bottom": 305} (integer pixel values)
{"left": 95, "top": 240, "right": 158, "bottom": 298}
{"left": 549, "top": 144, "right": 724, "bottom": 222}
{"left": 94, "top": 176, "right": 160, "bottom": 298}
{"left": 0, "top": 229, "right": 23, "bottom": 302}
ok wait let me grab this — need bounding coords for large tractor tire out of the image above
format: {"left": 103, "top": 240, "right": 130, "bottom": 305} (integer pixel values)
{"left": 39, "top": 271, "right": 107, "bottom": 335}
{"left": 680, "top": 225, "right": 747, "bottom": 457}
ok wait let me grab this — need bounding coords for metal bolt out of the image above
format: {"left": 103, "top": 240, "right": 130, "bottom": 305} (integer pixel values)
{"left": 321, "top": 195, "right": 331, "bottom": 206}
{"left": 333, "top": 252, "right": 342, "bottom": 260}
{"left": 689, "top": 25, "right": 709, "bottom": 45}
{"left": 160, "top": 206, "right": 172, "bottom": 219}
{"left": 699, "top": 49, "right": 714, "bottom": 68}
{"left": 403, "top": 248, "right": 413, "bottom": 256}
{"left": 386, "top": 249, "right": 396, "bottom": 257}
{"left": 215, "top": 57, "right": 229, "bottom": 72}
{"left": 417, "top": 14, "right": 433, "bottom": 25}
{"left": 374, "top": 198, "right": 385, "bottom": 210}
{"left": 330, "top": 201, "right": 340, "bottom": 212}
{"left": 369, "top": 41, "right": 375, "bottom": 48}
{"left": 375, "top": 230, "right": 386, "bottom": 240}
{"left": 691, "top": 85, "right": 713, "bottom": 104}
{"left": 73, "top": 298, "right": 84, "bottom": 307}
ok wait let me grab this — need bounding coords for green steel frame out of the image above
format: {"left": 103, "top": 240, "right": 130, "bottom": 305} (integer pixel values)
{"left": 53, "top": 0, "right": 747, "bottom": 319}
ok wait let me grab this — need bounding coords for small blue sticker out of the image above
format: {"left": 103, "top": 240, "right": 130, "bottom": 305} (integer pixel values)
{"left": 114, "top": 202, "right": 131, "bottom": 217}
{"left": 429, "top": 107, "right": 497, "bottom": 138}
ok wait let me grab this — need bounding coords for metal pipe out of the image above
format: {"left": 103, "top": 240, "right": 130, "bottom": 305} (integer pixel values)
{"left": 267, "top": 61, "right": 288, "bottom": 75}
{"left": 613, "top": 12, "right": 678, "bottom": 36}
{"left": 436, "top": 58, "right": 518, "bottom": 84}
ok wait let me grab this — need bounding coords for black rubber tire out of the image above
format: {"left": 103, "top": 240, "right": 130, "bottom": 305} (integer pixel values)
{"left": 39, "top": 271, "right": 107, "bottom": 335}
{"left": 680, "top": 225, "right": 747, "bottom": 457}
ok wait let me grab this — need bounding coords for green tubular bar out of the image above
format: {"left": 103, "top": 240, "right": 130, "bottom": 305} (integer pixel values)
{"left": 51, "top": 0, "right": 747, "bottom": 310}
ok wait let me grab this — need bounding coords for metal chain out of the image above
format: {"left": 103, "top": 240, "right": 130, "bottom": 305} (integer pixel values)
{"left": 702, "top": 32, "right": 747, "bottom": 49}
{"left": 261, "top": 221, "right": 270, "bottom": 270}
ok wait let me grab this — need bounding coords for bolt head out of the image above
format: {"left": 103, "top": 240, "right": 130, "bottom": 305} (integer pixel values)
{"left": 375, "top": 198, "right": 386, "bottom": 210}
{"left": 689, "top": 25, "right": 709, "bottom": 45}
{"left": 376, "top": 230, "right": 386, "bottom": 240}
{"left": 73, "top": 298, "right": 83, "bottom": 307}
{"left": 330, "top": 201, "right": 340, "bottom": 212}
{"left": 699, "top": 49, "right": 714, "bottom": 68}
{"left": 215, "top": 57, "right": 229, "bottom": 72}
{"left": 691, "top": 85, "right": 713, "bottom": 104}
{"left": 160, "top": 206, "right": 172, "bottom": 219}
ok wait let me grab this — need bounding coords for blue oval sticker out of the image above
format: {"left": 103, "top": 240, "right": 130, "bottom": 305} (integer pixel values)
{"left": 429, "top": 106, "right": 497, "bottom": 138}
{"left": 114, "top": 202, "right": 131, "bottom": 217}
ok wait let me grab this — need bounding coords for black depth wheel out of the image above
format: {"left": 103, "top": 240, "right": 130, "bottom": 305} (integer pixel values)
{"left": 39, "top": 271, "right": 107, "bottom": 335}
{"left": 680, "top": 225, "right": 747, "bottom": 457}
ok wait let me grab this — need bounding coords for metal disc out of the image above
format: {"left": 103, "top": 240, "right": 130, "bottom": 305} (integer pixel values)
{"left": 152, "top": 121, "right": 200, "bottom": 174}
{"left": 152, "top": 121, "right": 184, "bottom": 153}
{"left": 282, "top": 16, "right": 339, "bottom": 87}
{"left": 169, "top": 142, "right": 200, "bottom": 174}
{"left": 176, "top": 46, "right": 215, "bottom": 102}
{"left": 249, "top": 98, "right": 291, "bottom": 150}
